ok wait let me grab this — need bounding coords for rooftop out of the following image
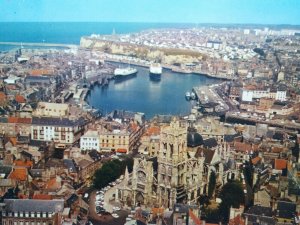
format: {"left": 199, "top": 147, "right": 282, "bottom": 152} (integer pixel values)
{"left": 4, "top": 199, "right": 64, "bottom": 213}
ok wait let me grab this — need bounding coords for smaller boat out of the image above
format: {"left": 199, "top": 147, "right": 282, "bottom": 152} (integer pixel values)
{"left": 190, "top": 92, "right": 196, "bottom": 100}
{"left": 185, "top": 92, "right": 191, "bottom": 100}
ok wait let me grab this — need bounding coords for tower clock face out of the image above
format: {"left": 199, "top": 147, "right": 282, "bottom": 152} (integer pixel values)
{"left": 138, "top": 171, "right": 146, "bottom": 182}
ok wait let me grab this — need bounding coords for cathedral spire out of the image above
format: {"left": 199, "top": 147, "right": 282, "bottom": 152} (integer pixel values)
{"left": 124, "top": 166, "right": 129, "bottom": 182}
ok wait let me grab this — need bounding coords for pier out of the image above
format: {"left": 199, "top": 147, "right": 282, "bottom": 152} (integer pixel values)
{"left": 225, "top": 112, "right": 300, "bottom": 132}
{"left": 0, "top": 41, "right": 78, "bottom": 49}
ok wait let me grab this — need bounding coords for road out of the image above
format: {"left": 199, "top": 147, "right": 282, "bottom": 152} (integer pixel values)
{"left": 88, "top": 180, "right": 129, "bottom": 225}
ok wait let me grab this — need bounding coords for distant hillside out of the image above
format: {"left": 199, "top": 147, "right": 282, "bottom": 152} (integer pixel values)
{"left": 80, "top": 37, "right": 205, "bottom": 64}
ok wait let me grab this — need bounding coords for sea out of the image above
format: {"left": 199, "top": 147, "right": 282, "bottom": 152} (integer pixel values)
{"left": 0, "top": 22, "right": 221, "bottom": 118}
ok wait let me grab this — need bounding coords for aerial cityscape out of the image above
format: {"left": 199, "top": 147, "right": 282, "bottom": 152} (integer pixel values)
{"left": 0, "top": 0, "right": 300, "bottom": 225}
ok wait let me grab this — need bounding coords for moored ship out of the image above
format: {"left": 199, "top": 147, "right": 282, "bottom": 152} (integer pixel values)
{"left": 114, "top": 66, "right": 138, "bottom": 80}
{"left": 149, "top": 63, "right": 162, "bottom": 80}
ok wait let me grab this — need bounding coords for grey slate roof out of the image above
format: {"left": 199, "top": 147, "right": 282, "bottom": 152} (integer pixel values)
{"left": 32, "top": 116, "right": 86, "bottom": 127}
{"left": 25, "top": 76, "right": 51, "bottom": 84}
{"left": 244, "top": 205, "right": 275, "bottom": 225}
{"left": 277, "top": 201, "right": 296, "bottom": 219}
{"left": 4, "top": 199, "right": 64, "bottom": 213}
{"left": 203, "top": 138, "right": 218, "bottom": 148}
{"left": 63, "top": 159, "right": 77, "bottom": 172}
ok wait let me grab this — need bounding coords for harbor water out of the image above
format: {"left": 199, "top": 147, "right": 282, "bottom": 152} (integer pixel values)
{"left": 87, "top": 64, "right": 220, "bottom": 119}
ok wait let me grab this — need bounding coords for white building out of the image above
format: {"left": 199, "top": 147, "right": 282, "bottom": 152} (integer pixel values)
{"left": 241, "top": 89, "right": 253, "bottom": 102}
{"left": 80, "top": 130, "right": 100, "bottom": 151}
{"left": 4, "top": 75, "right": 21, "bottom": 84}
{"left": 31, "top": 117, "right": 85, "bottom": 145}
{"left": 275, "top": 90, "right": 287, "bottom": 101}
{"left": 33, "top": 102, "right": 69, "bottom": 118}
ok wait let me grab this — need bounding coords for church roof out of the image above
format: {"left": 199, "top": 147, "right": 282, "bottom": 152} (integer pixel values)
{"left": 195, "top": 148, "right": 215, "bottom": 164}
{"left": 187, "top": 127, "right": 203, "bottom": 148}
{"left": 203, "top": 138, "right": 218, "bottom": 148}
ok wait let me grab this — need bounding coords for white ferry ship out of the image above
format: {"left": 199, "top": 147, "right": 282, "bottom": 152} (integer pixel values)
{"left": 114, "top": 66, "right": 137, "bottom": 79}
{"left": 149, "top": 63, "right": 162, "bottom": 80}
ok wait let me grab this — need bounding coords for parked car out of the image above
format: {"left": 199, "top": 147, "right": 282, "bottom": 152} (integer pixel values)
{"left": 112, "top": 213, "right": 119, "bottom": 218}
{"left": 113, "top": 206, "right": 121, "bottom": 211}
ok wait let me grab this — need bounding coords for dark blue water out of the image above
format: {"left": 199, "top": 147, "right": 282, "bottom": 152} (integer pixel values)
{"left": 87, "top": 64, "right": 220, "bottom": 119}
{"left": 0, "top": 22, "right": 195, "bottom": 44}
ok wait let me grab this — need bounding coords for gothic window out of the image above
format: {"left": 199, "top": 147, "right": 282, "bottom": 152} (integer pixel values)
{"left": 160, "top": 165, "right": 166, "bottom": 174}
{"left": 169, "top": 144, "right": 173, "bottom": 157}
{"left": 163, "top": 143, "right": 167, "bottom": 150}
{"left": 138, "top": 171, "right": 146, "bottom": 182}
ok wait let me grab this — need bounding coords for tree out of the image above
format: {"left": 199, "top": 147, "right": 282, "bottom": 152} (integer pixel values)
{"left": 218, "top": 181, "right": 245, "bottom": 223}
{"left": 204, "top": 208, "right": 221, "bottom": 224}
{"left": 93, "top": 157, "right": 134, "bottom": 189}
{"left": 243, "top": 160, "right": 254, "bottom": 188}
{"left": 292, "top": 140, "right": 299, "bottom": 162}
{"left": 208, "top": 170, "right": 216, "bottom": 199}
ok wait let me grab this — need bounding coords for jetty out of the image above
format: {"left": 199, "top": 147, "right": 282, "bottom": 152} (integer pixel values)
{"left": 0, "top": 41, "right": 78, "bottom": 49}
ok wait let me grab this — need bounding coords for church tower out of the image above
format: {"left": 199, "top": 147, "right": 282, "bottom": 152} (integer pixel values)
{"left": 157, "top": 119, "right": 187, "bottom": 208}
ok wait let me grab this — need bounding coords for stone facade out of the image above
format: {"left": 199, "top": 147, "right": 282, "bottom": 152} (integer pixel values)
{"left": 118, "top": 119, "right": 206, "bottom": 209}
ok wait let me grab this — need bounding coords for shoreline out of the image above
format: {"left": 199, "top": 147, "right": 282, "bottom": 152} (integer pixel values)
{"left": 104, "top": 58, "right": 234, "bottom": 81}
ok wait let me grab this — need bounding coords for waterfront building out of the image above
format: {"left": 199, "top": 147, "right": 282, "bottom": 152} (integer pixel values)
{"left": 99, "top": 121, "right": 143, "bottom": 154}
{"left": 80, "top": 130, "right": 100, "bottom": 151}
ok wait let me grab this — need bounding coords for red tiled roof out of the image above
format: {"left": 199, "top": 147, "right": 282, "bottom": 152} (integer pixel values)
{"left": 0, "top": 91, "right": 7, "bottom": 101}
{"left": 45, "top": 177, "right": 61, "bottom": 191}
{"left": 117, "top": 148, "right": 127, "bottom": 153}
{"left": 146, "top": 126, "right": 160, "bottom": 136}
{"left": 130, "top": 123, "right": 139, "bottom": 132}
{"left": 18, "top": 193, "right": 28, "bottom": 199}
{"left": 189, "top": 209, "right": 201, "bottom": 225}
{"left": 251, "top": 156, "right": 261, "bottom": 165}
{"left": 30, "top": 69, "right": 53, "bottom": 76}
{"left": 32, "top": 194, "right": 53, "bottom": 200}
{"left": 15, "top": 94, "right": 26, "bottom": 103}
{"left": 151, "top": 208, "right": 164, "bottom": 215}
{"left": 275, "top": 159, "right": 287, "bottom": 170}
{"left": 8, "top": 168, "right": 27, "bottom": 181}
{"left": 9, "top": 137, "right": 17, "bottom": 146}
{"left": 229, "top": 215, "right": 245, "bottom": 225}
{"left": 14, "top": 159, "right": 33, "bottom": 168}
{"left": 234, "top": 142, "right": 253, "bottom": 152}
{"left": 272, "top": 147, "right": 284, "bottom": 153}
{"left": 8, "top": 117, "right": 32, "bottom": 124}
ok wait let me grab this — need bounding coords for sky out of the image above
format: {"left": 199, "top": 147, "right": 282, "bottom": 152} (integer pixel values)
{"left": 1, "top": 0, "right": 300, "bottom": 24}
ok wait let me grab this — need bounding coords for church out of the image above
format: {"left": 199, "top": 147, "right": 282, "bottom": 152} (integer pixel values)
{"left": 117, "top": 117, "right": 231, "bottom": 209}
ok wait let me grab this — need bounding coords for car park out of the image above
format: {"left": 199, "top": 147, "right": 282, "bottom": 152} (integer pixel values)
{"left": 113, "top": 206, "right": 121, "bottom": 211}
{"left": 112, "top": 213, "right": 119, "bottom": 218}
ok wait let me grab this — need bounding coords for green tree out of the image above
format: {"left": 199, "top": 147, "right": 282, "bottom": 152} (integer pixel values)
{"left": 93, "top": 157, "right": 134, "bottom": 189}
{"left": 218, "top": 181, "right": 245, "bottom": 223}
{"left": 204, "top": 208, "right": 221, "bottom": 224}
{"left": 208, "top": 170, "right": 216, "bottom": 199}
{"left": 292, "top": 140, "right": 299, "bottom": 162}
{"left": 243, "top": 160, "right": 254, "bottom": 188}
